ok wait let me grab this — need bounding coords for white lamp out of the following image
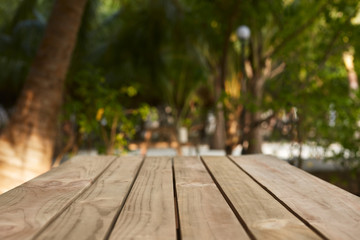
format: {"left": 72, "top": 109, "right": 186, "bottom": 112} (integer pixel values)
{"left": 236, "top": 25, "right": 251, "bottom": 40}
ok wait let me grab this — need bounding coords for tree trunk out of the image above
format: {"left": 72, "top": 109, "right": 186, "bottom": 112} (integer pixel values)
{"left": 245, "top": 73, "right": 265, "bottom": 154}
{"left": 241, "top": 30, "right": 268, "bottom": 155}
{"left": 246, "top": 112, "right": 263, "bottom": 154}
{"left": 211, "top": 19, "right": 234, "bottom": 150}
{"left": 211, "top": 56, "right": 228, "bottom": 150}
{"left": 213, "top": 102, "right": 227, "bottom": 150}
{"left": 0, "top": 0, "right": 88, "bottom": 193}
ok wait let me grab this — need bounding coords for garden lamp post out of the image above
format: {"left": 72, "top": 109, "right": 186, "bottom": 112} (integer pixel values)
{"left": 236, "top": 25, "right": 251, "bottom": 94}
{"left": 237, "top": 25, "right": 250, "bottom": 154}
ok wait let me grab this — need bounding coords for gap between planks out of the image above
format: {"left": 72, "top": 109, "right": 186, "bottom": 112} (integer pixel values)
{"left": 226, "top": 156, "right": 328, "bottom": 240}
{"left": 230, "top": 155, "right": 360, "bottom": 240}
{"left": 32, "top": 156, "right": 145, "bottom": 240}
{"left": 174, "top": 156, "right": 250, "bottom": 240}
{"left": 104, "top": 157, "right": 178, "bottom": 240}
{"left": 199, "top": 156, "right": 256, "bottom": 240}
{"left": 103, "top": 157, "right": 146, "bottom": 240}
{"left": 171, "top": 158, "right": 182, "bottom": 240}
{"left": 106, "top": 156, "right": 250, "bottom": 240}
{"left": 201, "top": 156, "right": 322, "bottom": 240}
{"left": 108, "top": 157, "right": 177, "bottom": 239}
{"left": 17, "top": 156, "right": 118, "bottom": 240}
{"left": 32, "top": 156, "right": 119, "bottom": 239}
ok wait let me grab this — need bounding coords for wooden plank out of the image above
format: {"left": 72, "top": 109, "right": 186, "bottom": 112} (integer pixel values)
{"left": 109, "top": 156, "right": 176, "bottom": 240}
{"left": 202, "top": 156, "right": 321, "bottom": 240}
{"left": 0, "top": 155, "right": 115, "bottom": 240}
{"left": 174, "top": 156, "right": 250, "bottom": 240}
{"left": 34, "top": 156, "right": 143, "bottom": 240}
{"left": 231, "top": 154, "right": 360, "bottom": 240}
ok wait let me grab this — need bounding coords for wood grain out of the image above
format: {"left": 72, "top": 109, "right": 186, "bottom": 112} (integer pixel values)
{"left": 174, "top": 156, "right": 250, "bottom": 240}
{"left": 109, "top": 157, "right": 176, "bottom": 240}
{"left": 34, "top": 156, "right": 143, "bottom": 240}
{"left": 231, "top": 154, "right": 360, "bottom": 240}
{"left": 202, "top": 156, "right": 321, "bottom": 240}
{"left": 0, "top": 155, "right": 115, "bottom": 240}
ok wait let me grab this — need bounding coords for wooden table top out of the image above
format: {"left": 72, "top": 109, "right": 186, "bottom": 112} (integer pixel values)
{"left": 0, "top": 155, "right": 359, "bottom": 240}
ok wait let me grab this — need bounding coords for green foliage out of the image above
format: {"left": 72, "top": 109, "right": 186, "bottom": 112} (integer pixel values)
{"left": 2, "top": 0, "right": 360, "bottom": 170}
{"left": 64, "top": 67, "right": 153, "bottom": 154}
{"left": 233, "top": 0, "right": 360, "bottom": 168}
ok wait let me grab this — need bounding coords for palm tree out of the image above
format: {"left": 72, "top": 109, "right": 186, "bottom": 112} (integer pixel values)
{"left": 0, "top": 0, "right": 88, "bottom": 193}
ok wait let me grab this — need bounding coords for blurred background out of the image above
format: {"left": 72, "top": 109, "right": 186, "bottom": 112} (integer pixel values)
{"left": 0, "top": 0, "right": 360, "bottom": 195}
